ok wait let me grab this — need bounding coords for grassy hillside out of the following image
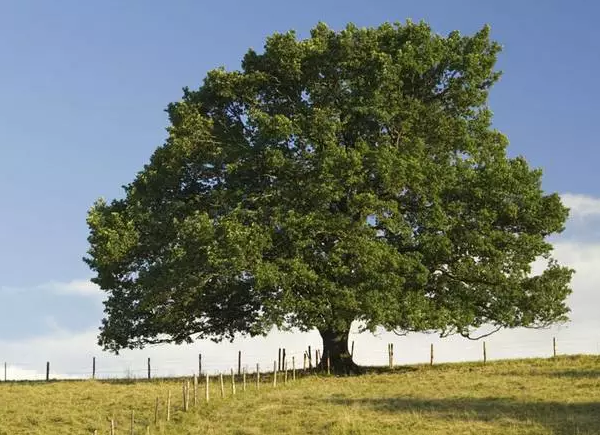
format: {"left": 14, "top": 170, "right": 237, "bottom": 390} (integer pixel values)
{"left": 0, "top": 355, "right": 598, "bottom": 434}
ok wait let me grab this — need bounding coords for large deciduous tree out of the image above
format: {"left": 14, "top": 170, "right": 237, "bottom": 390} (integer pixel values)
{"left": 86, "top": 22, "right": 573, "bottom": 373}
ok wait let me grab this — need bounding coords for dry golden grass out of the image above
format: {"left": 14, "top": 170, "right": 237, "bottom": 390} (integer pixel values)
{"left": 0, "top": 355, "right": 598, "bottom": 434}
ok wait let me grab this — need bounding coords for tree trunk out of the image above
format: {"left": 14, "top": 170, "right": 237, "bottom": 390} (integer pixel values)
{"left": 318, "top": 327, "right": 362, "bottom": 375}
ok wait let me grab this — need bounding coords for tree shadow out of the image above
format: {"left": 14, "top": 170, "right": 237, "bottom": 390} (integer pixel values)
{"left": 361, "top": 365, "right": 419, "bottom": 375}
{"left": 536, "top": 368, "right": 600, "bottom": 380}
{"left": 324, "top": 395, "right": 600, "bottom": 434}
{"left": 498, "top": 368, "right": 600, "bottom": 380}
{"left": 97, "top": 378, "right": 141, "bottom": 385}
{"left": 549, "top": 368, "right": 600, "bottom": 379}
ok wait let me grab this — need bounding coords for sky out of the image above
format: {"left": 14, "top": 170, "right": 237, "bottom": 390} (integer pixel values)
{"left": 0, "top": 0, "right": 599, "bottom": 379}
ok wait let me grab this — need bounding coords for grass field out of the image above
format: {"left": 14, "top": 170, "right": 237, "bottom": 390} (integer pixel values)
{"left": 0, "top": 355, "right": 598, "bottom": 435}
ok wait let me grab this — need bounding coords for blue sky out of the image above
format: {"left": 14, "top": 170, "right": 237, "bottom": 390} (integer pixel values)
{"left": 0, "top": 0, "right": 599, "bottom": 378}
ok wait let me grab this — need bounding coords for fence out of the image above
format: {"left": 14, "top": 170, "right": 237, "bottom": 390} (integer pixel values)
{"left": 86, "top": 361, "right": 326, "bottom": 434}
{"left": 1, "top": 334, "right": 594, "bottom": 382}
{"left": 1, "top": 334, "right": 599, "bottom": 434}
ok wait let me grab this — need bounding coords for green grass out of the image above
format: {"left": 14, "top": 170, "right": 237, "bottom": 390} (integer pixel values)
{"left": 0, "top": 355, "right": 599, "bottom": 434}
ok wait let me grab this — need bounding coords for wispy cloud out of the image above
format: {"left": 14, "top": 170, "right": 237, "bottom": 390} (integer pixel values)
{"left": 0, "top": 279, "right": 103, "bottom": 341}
{"left": 561, "top": 193, "right": 600, "bottom": 218}
{"left": 38, "top": 279, "right": 101, "bottom": 297}
{"left": 1, "top": 279, "right": 101, "bottom": 297}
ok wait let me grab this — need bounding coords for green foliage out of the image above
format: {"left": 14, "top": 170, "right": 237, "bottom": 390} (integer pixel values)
{"left": 85, "top": 21, "right": 573, "bottom": 353}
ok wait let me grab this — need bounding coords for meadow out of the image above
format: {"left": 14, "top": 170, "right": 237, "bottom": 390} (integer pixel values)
{"left": 0, "top": 355, "right": 598, "bottom": 435}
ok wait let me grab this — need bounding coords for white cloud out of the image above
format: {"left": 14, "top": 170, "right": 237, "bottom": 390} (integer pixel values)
{"left": 38, "top": 279, "right": 101, "bottom": 297}
{"left": 1, "top": 364, "right": 78, "bottom": 381}
{"left": 561, "top": 193, "right": 600, "bottom": 218}
{"left": 0, "top": 279, "right": 102, "bottom": 298}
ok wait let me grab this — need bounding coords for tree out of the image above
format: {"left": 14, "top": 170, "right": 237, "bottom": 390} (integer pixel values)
{"left": 85, "top": 21, "right": 573, "bottom": 373}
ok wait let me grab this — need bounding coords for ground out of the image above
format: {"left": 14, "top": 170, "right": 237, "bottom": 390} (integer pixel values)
{"left": 0, "top": 355, "right": 598, "bottom": 434}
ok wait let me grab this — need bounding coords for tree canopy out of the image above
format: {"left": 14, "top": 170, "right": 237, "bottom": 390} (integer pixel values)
{"left": 85, "top": 21, "right": 573, "bottom": 372}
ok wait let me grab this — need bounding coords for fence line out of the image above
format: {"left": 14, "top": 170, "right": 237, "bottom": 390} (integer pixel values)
{"left": 77, "top": 345, "right": 600, "bottom": 434}
{"left": 2, "top": 335, "right": 598, "bottom": 434}
{"left": 95, "top": 356, "right": 317, "bottom": 434}
{"left": 1, "top": 335, "right": 598, "bottom": 382}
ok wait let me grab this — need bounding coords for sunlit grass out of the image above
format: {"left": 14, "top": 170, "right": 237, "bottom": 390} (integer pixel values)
{"left": 0, "top": 355, "right": 598, "bottom": 434}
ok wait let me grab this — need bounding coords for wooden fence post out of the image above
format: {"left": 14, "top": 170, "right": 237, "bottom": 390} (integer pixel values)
{"left": 238, "top": 351, "right": 242, "bottom": 376}
{"left": 110, "top": 419, "right": 115, "bottom": 435}
{"left": 283, "top": 348, "right": 287, "bottom": 372}
{"left": 327, "top": 354, "right": 330, "bottom": 375}
{"left": 92, "top": 357, "right": 96, "bottom": 379}
{"left": 308, "top": 346, "right": 312, "bottom": 369}
{"left": 292, "top": 356, "right": 296, "bottom": 381}
{"left": 243, "top": 368, "right": 247, "bottom": 392}
{"left": 231, "top": 369, "right": 236, "bottom": 395}
{"left": 46, "top": 361, "right": 50, "bottom": 381}
{"left": 430, "top": 343, "right": 434, "bottom": 366}
{"left": 278, "top": 348, "right": 282, "bottom": 372}
{"left": 256, "top": 363, "right": 260, "bottom": 390}
{"left": 130, "top": 410, "right": 135, "bottom": 435}
{"left": 351, "top": 341, "right": 355, "bottom": 359}
{"left": 166, "top": 390, "right": 171, "bottom": 421}
{"left": 483, "top": 342, "right": 487, "bottom": 364}
{"left": 303, "top": 353, "right": 307, "bottom": 371}
{"left": 220, "top": 373, "right": 225, "bottom": 398}
{"left": 4, "top": 362, "right": 6, "bottom": 382}
{"left": 185, "top": 380, "right": 190, "bottom": 411}
{"left": 193, "top": 374, "right": 198, "bottom": 406}
{"left": 387, "top": 343, "right": 389, "bottom": 368}
{"left": 553, "top": 337, "right": 557, "bottom": 357}
{"left": 205, "top": 373, "right": 210, "bottom": 403}
{"left": 198, "top": 353, "right": 202, "bottom": 376}
{"left": 273, "top": 361, "right": 277, "bottom": 387}
{"left": 167, "top": 390, "right": 171, "bottom": 421}
{"left": 147, "top": 357, "right": 151, "bottom": 380}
